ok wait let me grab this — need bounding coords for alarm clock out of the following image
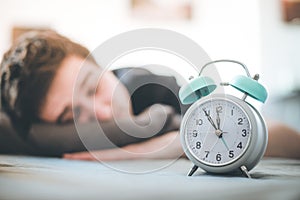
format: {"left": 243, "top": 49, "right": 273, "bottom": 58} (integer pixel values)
{"left": 179, "top": 59, "right": 268, "bottom": 178}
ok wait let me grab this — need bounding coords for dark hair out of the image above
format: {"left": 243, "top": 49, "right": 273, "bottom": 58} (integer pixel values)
{"left": 0, "top": 30, "right": 94, "bottom": 137}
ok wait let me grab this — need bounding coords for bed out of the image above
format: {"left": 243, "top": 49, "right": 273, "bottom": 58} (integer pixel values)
{"left": 0, "top": 155, "right": 299, "bottom": 200}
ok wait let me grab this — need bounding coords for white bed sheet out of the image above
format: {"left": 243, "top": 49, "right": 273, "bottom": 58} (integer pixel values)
{"left": 0, "top": 155, "right": 299, "bottom": 200}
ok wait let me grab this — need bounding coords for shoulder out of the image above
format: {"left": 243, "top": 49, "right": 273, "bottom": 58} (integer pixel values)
{"left": 112, "top": 67, "right": 152, "bottom": 79}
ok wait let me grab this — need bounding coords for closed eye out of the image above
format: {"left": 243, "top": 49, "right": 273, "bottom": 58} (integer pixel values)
{"left": 87, "top": 88, "right": 95, "bottom": 97}
{"left": 73, "top": 106, "right": 82, "bottom": 121}
{"left": 56, "top": 106, "right": 72, "bottom": 124}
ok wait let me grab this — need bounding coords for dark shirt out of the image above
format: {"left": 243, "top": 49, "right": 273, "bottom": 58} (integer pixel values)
{"left": 113, "top": 67, "right": 189, "bottom": 115}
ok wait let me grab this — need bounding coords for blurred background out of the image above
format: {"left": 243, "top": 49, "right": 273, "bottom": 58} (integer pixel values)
{"left": 0, "top": 0, "right": 299, "bottom": 130}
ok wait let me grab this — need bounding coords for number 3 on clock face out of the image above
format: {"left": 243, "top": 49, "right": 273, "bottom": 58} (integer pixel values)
{"left": 181, "top": 94, "right": 254, "bottom": 168}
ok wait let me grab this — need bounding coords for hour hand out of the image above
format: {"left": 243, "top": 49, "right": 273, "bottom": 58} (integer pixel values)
{"left": 203, "top": 109, "right": 217, "bottom": 130}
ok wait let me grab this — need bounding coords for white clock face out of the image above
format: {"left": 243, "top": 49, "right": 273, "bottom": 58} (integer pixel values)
{"left": 183, "top": 98, "right": 252, "bottom": 166}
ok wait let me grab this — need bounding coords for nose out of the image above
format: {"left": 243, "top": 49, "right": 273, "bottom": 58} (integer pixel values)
{"left": 94, "top": 100, "right": 113, "bottom": 121}
{"left": 76, "top": 98, "right": 113, "bottom": 122}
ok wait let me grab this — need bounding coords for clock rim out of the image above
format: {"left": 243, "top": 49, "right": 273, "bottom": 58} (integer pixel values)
{"left": 180, "top": 94, "right": 268, "bottom": 174}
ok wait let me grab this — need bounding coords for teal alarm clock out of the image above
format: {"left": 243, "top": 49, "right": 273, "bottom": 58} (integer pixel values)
{"left": 179, "top": 60, "right": 268, "bottom": 178}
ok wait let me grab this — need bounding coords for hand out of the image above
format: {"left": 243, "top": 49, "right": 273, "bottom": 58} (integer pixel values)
{"left": 264, "top": 121, "right": 300, "bottom": 159}
{"left": 203, "top": 108, "right": 217, "bottom": 130}
{"left": 64, "top": 131, "right": 184, "bottom": 161}
{"left": 216, "top": 106, "right": 221, "bottom": 130}
{"left": 220, "top": 137, "right": 229, "bottom": 150}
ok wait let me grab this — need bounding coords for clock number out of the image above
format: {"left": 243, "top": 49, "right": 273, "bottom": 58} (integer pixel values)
{"left": 196, "top": 142, "right": 201, "bottom": 149}
{"left": 216, "top": 106, "right": 222, "bottom": 113}
{"left": 229, "top": 150, "right": 234, "bottom": 158}
{"left": 241, "top": 129, "right": 247, "bottom": 137}
{"left": 192, "top": 130, "right": 197, "bottom": 137}
{"left": 204, "top": 151, "right": 209, "bottom": 158}
{"left": 216, "top": 153, "right": 221, "bottom": 161}
{"left": 196, "top": 119, "right": 203, "bottom": 126}
{"left": 238, "top": 118, "right": 243, "bottom": 125}
{"left": 231, "top": 109, "right": 234, "bottom": 116}
{"left": 237, "top": 142, "right": 242, "bottom": 149}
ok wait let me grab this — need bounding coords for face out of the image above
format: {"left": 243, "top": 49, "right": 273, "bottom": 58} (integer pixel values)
{"left": 183, "top": 98, "right": 251, "bottom": 166}
{"left": 40, "top": 55, "right": 133, "bottom": 123}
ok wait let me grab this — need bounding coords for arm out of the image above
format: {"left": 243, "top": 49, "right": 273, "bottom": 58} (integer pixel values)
{"left": 264, "top": 121, "right": 300, "bottom": 159}
{"left": 64, "top": 131, "right": 183, "bottom": 161}
{"left": 64, "top": 121, "right": 300, "bottom": 161}
{"left": 28, "top": 104, "right": 180, "bottom": 157}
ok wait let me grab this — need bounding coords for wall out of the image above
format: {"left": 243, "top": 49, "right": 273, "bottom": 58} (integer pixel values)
{"left": 1, "top": 0, "right": 299, "bottom": 127}
{"left": 260, "top": 0, "right": 300, "bottom": 95}
{"left": 0, "top": 0, "right": 261, "bottom": 81}
{"left": 259, "top": 0, "right": 300, "bottom": 131}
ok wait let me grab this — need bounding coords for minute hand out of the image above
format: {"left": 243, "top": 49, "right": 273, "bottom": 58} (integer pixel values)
{"left": 203, "top": 109, "right": 218, "bottom": 130}
{"left": 216, "top": 108, "right": 221, "bottom": 130}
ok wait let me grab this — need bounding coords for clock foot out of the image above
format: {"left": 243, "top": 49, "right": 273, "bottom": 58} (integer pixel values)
{"left": 188, "top": 165, "right": 198, "bottom": 176}
{"left": 240, "top": 165, "right": 252, "bottom": 178}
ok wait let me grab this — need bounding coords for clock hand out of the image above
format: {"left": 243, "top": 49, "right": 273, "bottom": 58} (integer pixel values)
{"left": 220, "top": 136, "right": 229, "bottom": 151}
{"left": 214, "top": 126, "right": 229, "bottom": 149}
{"left": 202, "top": 109, "right": 218, "bottom": 130}
{"left": 216, "top": 107, "right": 221, "bottom": 130}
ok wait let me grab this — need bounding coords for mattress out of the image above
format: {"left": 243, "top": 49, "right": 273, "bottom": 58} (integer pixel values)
{"left": 0, "top": 155, "right": 299, "bottom": 200}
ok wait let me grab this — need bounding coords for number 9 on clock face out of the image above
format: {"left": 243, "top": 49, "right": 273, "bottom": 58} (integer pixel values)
{"left": 181, "top": 95, "right": 252, "bottom": 167}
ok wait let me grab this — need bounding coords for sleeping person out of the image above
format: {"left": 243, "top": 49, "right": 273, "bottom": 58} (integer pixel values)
{"left": 0, "top": 30, "right": 299, "bottom": 160}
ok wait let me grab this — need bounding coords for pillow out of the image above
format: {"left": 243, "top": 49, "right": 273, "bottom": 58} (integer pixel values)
{"left": 0, "top": 111, "right": 38, "bottom": 155}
